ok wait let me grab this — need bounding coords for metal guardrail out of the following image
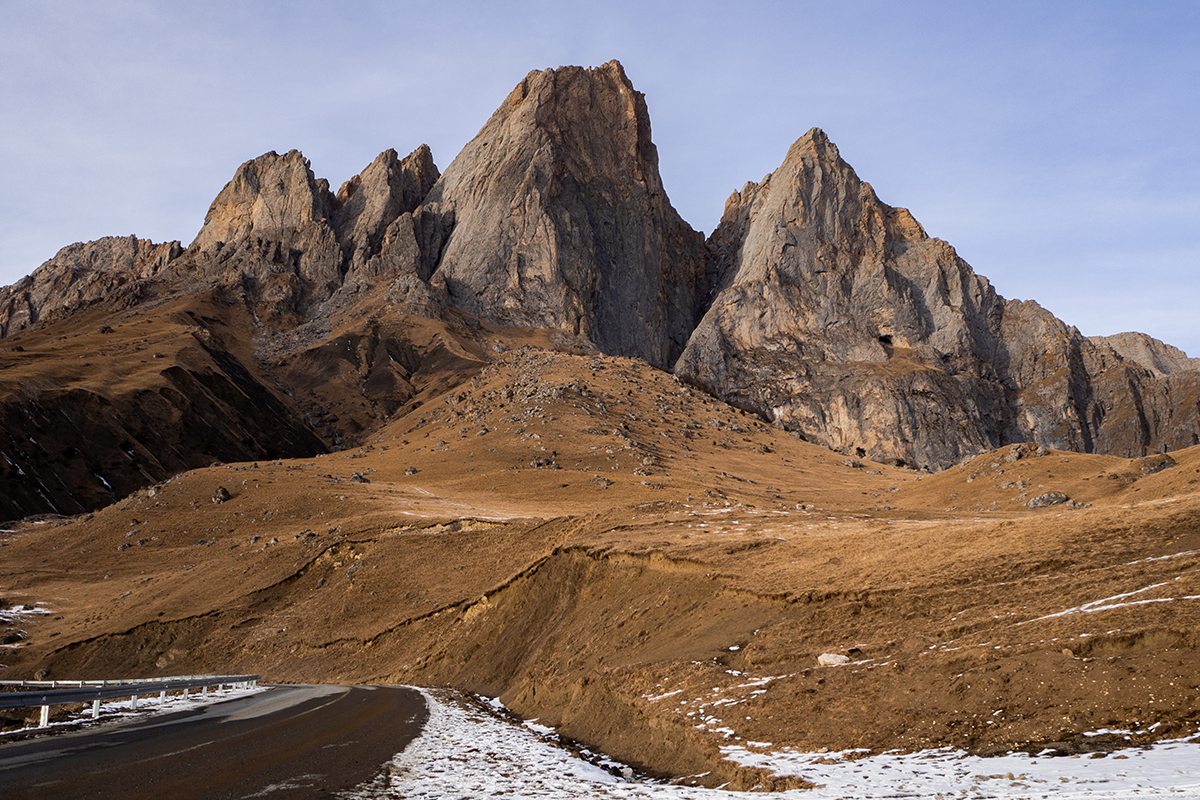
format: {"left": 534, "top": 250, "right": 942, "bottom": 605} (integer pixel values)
{"left": 0, "top": 674, "right": 259, "bottom": 728}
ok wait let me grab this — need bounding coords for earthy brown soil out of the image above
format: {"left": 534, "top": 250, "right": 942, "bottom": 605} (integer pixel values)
{"left": 3, "top": 332, "right": 1199, "bottom": 788}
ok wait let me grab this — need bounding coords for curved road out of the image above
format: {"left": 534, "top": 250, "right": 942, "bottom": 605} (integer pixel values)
{"left": 0, "top": 684, "right": 426, "bottom": 799}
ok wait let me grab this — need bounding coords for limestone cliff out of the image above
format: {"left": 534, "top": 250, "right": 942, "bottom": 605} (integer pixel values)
{"left": 675, "top": 129, "right": 1200, "bottom": 468}
{"left": 423, "top": 60, "right": 707, "bottom": 369}
{"left": 1090, "top": 331, "right": 1200, "bottom": 378}
{"left": 0, "top": 236, "right": 182, "bottom": 338}
{"left": 169, "top": 144, "right": 439, "bottom": 315}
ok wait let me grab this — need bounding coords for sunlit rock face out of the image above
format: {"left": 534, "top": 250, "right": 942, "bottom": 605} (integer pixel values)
{"left": 675, "top": 129, "right": 1200, "bottom": 468}
{"left": 424, "top": 60, "right": 707, "bottom": 370}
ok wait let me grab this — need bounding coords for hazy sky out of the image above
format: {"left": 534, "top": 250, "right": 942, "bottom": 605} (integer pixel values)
{"left": 3, "top": 1, "right": 1197, "bottom": 354}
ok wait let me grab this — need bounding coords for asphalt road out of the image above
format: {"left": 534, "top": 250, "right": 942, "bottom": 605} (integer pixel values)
{"left": 0, "top": 684, "right": 426, "bottom": 799}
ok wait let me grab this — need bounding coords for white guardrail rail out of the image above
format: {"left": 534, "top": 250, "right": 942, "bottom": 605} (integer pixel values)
{"left": 0, "top": 674, "right": 260, "bottom": 728}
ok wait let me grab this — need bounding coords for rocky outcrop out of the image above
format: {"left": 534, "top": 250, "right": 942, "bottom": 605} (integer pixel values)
{"left": 172, "top": 145, "right": 440, "bottom": 315}
{"left": 423, "top": 60, "right": 707, "bottom": 369}
{"left": 185, "top": 148, "right": 341, "bottom": 304}
{"left": 335, "top": 145, "right": 440, "bottom": 284}
{"left": 0, "top": 236, "right": 182, "bottom": 337}
{"left": 676, "top": 129, "right": 1200, "bottom": 468}
{"left": 1090, "top": 332, "right": 1200, "bottom": 377}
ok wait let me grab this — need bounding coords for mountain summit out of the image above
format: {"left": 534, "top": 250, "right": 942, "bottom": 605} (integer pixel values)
{"left": 425, "top": 60, "right": 706, "bottom": 369}
{"left": 676, "top": 127, "right": 1200, "bottom": 468}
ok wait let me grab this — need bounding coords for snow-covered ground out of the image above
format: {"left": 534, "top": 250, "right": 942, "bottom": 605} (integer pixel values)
{"left": 349, "top": 688, "right": 1200, "bottom": 799}
{"left": 0, "top": 682, "right": 266, "bottom": 737}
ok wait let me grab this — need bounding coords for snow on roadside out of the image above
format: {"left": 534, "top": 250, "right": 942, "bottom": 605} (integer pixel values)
{"left": 0, "top": 683, "right": 267, "bottom": 737}
{"left": 348, "top": 687, "right": 716, "bottom": 799}
{"left": 352, "top": 688, "right": 1200, "bottom": 799}
{"left": 721, "top": 738, "right": 1200, "bottom": 798}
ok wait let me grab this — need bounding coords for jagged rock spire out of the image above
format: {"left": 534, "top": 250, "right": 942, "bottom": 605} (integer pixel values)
{"left": 422, "top": 60, "right": 707, "bottom": 369}
{"left": 676, "top": 128, "right": 1200, "bottom": 468}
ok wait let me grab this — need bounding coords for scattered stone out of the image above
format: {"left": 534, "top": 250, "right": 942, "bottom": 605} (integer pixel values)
{"left": 1135, "top": 453, "right": 1177, "bottom": 475}
{"left": 348, "top": 472, "right": 370, "bottom": 483}
{"left": 212, "top": 486, "right": 231, "bottom": 504}
{"left": 1027, "top": 491, "right": 1069, "bottom": 509}
{"left": 405, "top": 467, "right": 419, "bottom": 475}
{"left": 818, "top": 653, "right": 850, "bottom": 667}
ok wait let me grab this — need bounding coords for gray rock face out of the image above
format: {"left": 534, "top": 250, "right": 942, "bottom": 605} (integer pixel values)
{"left": 176, "top": 145, "right": 440, "bottom": 313}
{"left": 0, "top": 236, "right": 182, "bottom": 338}
{"left": 335, "top": 145, "right": 440, "bottom": 284}
{"left": 1089, "top": 331, "right": 1200, "bottom": 377}
{"left": 675, "top": 130, "right": 1011, "bottom": 468}
{"left": 675, "top": 129, "right": 1200, "bottom": 468}
{"left": 187, "top": 148, "right": 342, "bottom": 302}
{"left": 423, "top": 60, "right": 707, "bottom": 369}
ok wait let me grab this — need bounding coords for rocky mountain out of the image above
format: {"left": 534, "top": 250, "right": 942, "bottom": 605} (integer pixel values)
{"left": 675, "top": 129, "right": 1200, "bottom": 468}
{"left": 423, "top": 60, "right": 707, "bottom": 369}
{"left": 0, "top": 236, "right": 182, "bottom": 338}
{"left": 1, "top": 60, "right": 1198, "bottom": 520}
{"left": 1091, "top": 331, "right": 1200, "bottom": 378}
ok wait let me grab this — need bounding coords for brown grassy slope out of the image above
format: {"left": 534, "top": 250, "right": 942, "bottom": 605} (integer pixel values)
{"left": 2, "top": 348, "right": 1198, "bottom": 787}
{"left": 0, "top": 284, "right": 493, "bottom": 520}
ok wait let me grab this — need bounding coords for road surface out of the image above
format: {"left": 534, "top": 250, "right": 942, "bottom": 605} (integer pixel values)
{"left": 0, "top": 684, "right": 425, "bottom": 799}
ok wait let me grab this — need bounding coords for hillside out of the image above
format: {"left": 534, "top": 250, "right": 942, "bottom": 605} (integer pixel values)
{"left": 3, "top": 342, "right": 1199, "bottom": 785}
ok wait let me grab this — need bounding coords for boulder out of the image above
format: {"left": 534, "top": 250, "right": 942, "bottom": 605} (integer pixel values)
{"left": 1026, "top": 491, "right": 1069, "bottom": 509}
{"left": 1135, "top": 453, "right": 1177, "bottom": 475}
{"left": 817, "top": 653, "right": 850, "bottom": 667}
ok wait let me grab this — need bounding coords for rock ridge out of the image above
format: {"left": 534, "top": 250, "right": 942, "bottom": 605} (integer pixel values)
{"left": 1, "top": 60, "right": 1197, "bottom": 477}
{"left": 675, "top": 128, "right": 1200, "bottom": 467}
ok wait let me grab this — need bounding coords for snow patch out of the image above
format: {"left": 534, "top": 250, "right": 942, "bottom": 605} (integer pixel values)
{"left": 345, "top": 689, "right": 1200, "bottom": 798}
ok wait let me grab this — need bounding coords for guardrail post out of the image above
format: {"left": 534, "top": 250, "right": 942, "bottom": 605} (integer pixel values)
{"left": 39, "top": 704, "right": 49, "bottom": 728}
{"left": 131, "top": 693, "right": 138, "bottom": 710}
{"left": 160, "top": 689, "right": 166, "bottom": 700}
{"left": 92, "top": 698, "right": 101, "bottom": 719}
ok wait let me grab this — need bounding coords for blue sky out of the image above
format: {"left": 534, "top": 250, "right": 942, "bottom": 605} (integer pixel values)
{"left": 2, "top": 1, "right": 1197, "bottom": 355}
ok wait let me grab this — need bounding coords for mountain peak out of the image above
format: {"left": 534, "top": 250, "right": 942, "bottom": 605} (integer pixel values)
{"left": 422, "top": 60, "right": 705, "bottom": 368}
